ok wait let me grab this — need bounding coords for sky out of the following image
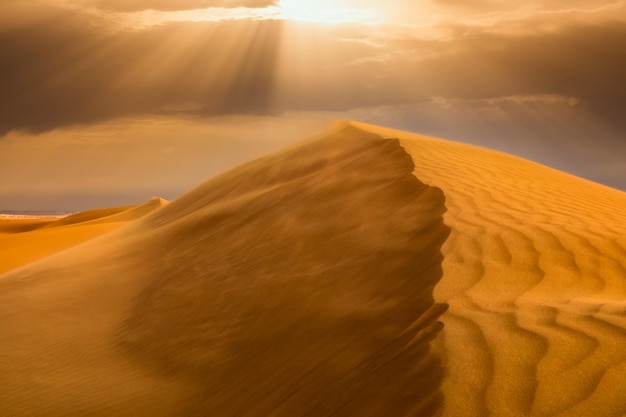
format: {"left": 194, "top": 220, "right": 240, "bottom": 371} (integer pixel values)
{"left": 1, "top": 0, "right": 625, "bottom": 211}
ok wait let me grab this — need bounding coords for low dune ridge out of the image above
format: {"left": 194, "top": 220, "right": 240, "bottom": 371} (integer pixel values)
{"left": 40, "top": 196, "right": 168, "bottom": 229}
{"left": 0, "top": 197, "right": 168, "bottom": 275}
{"left": 0, "top": 123, "right": 449, "bottom": 416}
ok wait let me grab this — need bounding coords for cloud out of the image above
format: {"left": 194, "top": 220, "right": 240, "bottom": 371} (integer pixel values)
{"left": 0, "top": 5, "right": 283, "bottom": 135}
{"left": 416, "top": 21, "right": 626, "bottom": 132}
{"left": 431, "top": 0, "right": 619, "bottom": 14}
{"left": 83, "top": 0, "right": 277, "bottom": 12}
{"left": 0, "top": 0, "right": 625, "bottom": 139}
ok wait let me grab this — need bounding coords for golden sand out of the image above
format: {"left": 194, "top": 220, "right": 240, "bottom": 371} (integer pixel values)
{"left": 1, "top": 121, "right": 625, "bottom": 416}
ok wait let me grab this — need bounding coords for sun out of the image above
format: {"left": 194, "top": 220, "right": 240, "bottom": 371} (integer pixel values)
{"left": 278, "top": 0, "right": 377, "bottom": 24}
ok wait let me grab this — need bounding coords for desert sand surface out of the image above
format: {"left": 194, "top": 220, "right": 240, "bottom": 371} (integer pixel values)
{"left": 1, "top": 121, "right": 625, "bottom": 416}
{"left": 0, "top": 197, "right": 167, "bottom": 275}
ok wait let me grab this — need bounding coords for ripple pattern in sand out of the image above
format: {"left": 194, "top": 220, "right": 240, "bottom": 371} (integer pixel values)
{"left": 397, "top": 133, "right": 626, "bottom": 417}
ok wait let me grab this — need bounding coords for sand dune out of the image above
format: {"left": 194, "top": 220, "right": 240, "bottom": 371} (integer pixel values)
{"left": 1, "top": 121, "right": 625, "bottom": 416}
{"left": 0, "top": 197, "right": 168, "bottom": 275}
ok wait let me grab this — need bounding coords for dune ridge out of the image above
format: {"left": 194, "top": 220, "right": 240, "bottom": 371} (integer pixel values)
{"left": 0, "top": 124, "right": 449, "bottom": 416}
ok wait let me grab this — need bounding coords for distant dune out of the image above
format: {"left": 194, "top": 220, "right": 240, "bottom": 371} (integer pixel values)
{"left": 0, "top": 217, "right": 58, "bottom": 234}
{"left": 1, "top": 121, "right": 625, "bottom": 416}
{"left": 0, "top": 197, "right": 167, "bottom": 275}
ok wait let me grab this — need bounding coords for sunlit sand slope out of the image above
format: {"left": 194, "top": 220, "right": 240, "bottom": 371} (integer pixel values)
{"left": 0, "top": 124, "right": 449, "bottom": 416}
{"left": 0, "top": 197, "right": 168, "bottom": 274}
{"left": 353, "top": 121, "right": 626, "bottom": 417}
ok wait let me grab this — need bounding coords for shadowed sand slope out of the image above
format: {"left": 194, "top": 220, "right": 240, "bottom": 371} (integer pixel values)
{"left": 0, "top": 124, "right": 449, "bottom": 416}
{"left": 352, "top": 121, "right": 626, "bottom": 417}
{"left": 0, "top": 197, "right": 168, "bottom": 275}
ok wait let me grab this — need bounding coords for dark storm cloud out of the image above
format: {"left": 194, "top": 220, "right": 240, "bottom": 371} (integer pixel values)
{"left": 0, "top": 4, "right": 282, "bottom": 136}
{"left": 87, "top": 0, "right": 277, "bottom": 12}
{"left": 358, "top": 20, "right": 626, "bottom": 134}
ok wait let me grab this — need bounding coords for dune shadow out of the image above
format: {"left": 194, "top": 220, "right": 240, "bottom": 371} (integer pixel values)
{"left": 119, "top": 125, "right": 450, "bottom": 416}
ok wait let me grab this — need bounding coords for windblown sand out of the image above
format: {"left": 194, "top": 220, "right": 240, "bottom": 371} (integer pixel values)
{"left": 0, "top": 121, "right": 625, "bottom": 416}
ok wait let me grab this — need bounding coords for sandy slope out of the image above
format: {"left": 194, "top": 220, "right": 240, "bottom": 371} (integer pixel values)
{"left": 0, "top": 197, "right": 168, "bottom": 274}
{"left": 0, "top": 121, "right": 625, "bottom": 416}
{"left": 352, "top": 121, "right": 626, "bottom": 417}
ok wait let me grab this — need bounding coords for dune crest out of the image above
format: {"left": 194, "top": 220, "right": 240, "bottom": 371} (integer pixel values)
{"left": 0, "top": 125, "right": 449, "bottom": 416}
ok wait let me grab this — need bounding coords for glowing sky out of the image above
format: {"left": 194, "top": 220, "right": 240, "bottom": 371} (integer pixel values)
{"left": 1, "top": 0, "right": 625, "bottom": 210}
